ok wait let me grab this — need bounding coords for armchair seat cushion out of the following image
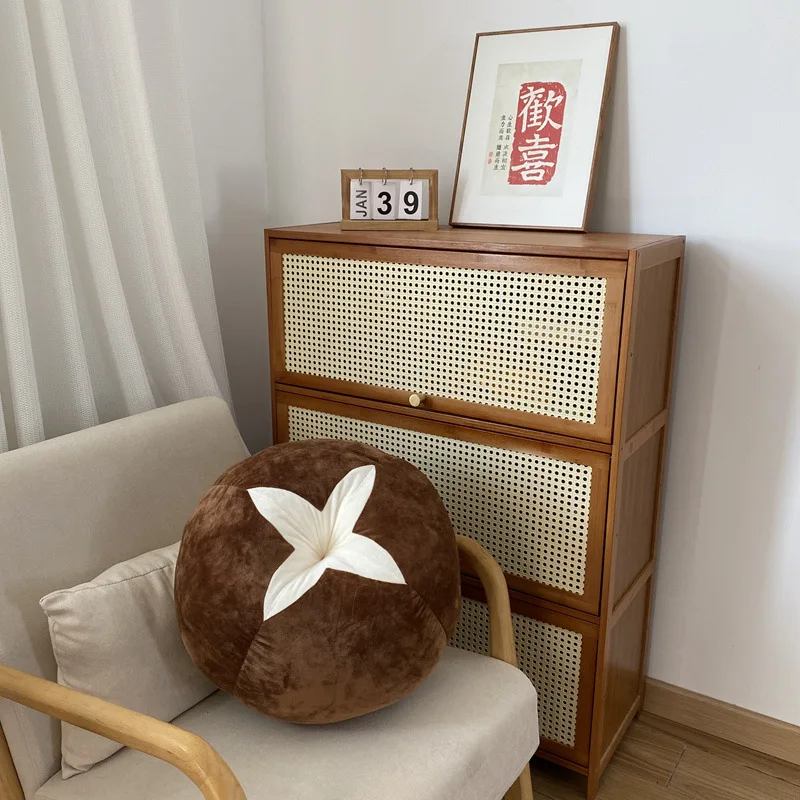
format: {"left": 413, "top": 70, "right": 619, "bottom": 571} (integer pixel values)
{"left": 34, "top": 647, "right": 539, "bottom": 800}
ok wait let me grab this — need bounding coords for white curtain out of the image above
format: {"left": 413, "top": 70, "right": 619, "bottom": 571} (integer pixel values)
{"left": 0, "top": 0, "right": 231, "bottom": 453}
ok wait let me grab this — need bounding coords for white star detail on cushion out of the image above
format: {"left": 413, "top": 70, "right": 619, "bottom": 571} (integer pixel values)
{"left": 247, "top": 464, "right": 406, "bottom": 621}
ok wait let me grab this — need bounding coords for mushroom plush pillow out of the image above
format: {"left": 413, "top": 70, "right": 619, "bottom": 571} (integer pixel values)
{"left": 175, "top": 439, "right": 461, "bottom": 724}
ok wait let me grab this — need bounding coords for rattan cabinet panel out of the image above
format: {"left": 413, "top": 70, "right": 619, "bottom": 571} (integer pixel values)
{"left": 277, "top": 393, "right": 608, "bottom": 613}
{"left": 270, "top": 240, "right": 626, "bottom": 443}
{"left": 451, "top": 593, "right": 597, "bottom": 767}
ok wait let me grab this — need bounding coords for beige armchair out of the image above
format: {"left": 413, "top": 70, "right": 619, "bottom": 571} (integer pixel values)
{"left": 0, "top": 399, "right": 538, "bottom": 800}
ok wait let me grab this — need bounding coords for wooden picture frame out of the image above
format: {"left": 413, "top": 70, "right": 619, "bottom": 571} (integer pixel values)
{"left": 450, "top": 22, "right": 620, "bottom": 232}
{"left": 340, "top": 169, "right": 439, "bottom": 231}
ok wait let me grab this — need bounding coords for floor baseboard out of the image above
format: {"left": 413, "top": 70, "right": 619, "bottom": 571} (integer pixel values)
{"left": 643, "top": 677, "right": 800, "bottom": 767}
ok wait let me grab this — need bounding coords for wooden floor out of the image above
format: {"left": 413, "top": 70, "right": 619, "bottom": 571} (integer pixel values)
{"left": 532, "top": 713, "right": 800, "bottom": 799}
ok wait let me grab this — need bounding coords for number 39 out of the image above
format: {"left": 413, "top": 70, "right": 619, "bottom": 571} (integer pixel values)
{"left": 377, "top": 190, "right": 418, "bottom": 216}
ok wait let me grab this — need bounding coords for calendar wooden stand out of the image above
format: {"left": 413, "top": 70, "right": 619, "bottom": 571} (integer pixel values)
{"left": 340, "top": 169, "right": 438, "bottom": 231}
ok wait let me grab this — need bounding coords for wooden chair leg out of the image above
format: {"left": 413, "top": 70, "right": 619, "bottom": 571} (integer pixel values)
{"left": 504, "top": 763, "right": 534, "bottom": 800}
{"left": 0, "top": 724, "right": 24, "bottom": 800}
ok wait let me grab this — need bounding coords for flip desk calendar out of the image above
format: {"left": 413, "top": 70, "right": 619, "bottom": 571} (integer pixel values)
{"left": 341, "top": 169, "right": 438, "bottom": 231}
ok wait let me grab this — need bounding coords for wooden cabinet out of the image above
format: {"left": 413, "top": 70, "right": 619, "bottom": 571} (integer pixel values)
{"left": 265, "top": 223, "right": 685, "bottom": 798}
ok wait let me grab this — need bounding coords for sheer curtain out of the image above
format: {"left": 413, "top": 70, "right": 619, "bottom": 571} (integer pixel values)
{"left": 0, "top": 0, "right": 231, "bottom": 453}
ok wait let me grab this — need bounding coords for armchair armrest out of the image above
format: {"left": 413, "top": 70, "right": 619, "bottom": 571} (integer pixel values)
{"left": 0, "top": 662, "right": 246, "bottom": 800}
{"left": 455, "top": 535, "right": 517, "bottom": 667}
{"left": 455, "top": 536, "right": 533, "bottom": 800}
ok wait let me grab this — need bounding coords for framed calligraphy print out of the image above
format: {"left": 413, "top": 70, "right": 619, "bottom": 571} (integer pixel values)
{"left": 450, "top": 23, "right": 619, "bottom": 231}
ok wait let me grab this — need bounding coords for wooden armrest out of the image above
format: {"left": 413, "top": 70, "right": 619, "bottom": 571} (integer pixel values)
{"left": 455, "top": 535, "right": 517, "bottom": 667}
{"left": 455, "top": 537, "right": 533, "bottom": 800}
{"left": 0, "top": 663, "right": 246, "bottom": 800}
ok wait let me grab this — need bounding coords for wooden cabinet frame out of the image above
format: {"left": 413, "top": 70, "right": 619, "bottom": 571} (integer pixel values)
{"left": 266, "top": 224, "right": 686, "bottom": 799}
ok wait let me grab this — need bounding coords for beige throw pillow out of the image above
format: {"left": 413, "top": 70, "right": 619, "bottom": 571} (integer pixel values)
{"left": 40, "top": 542, "right": 215, "bottom": 778}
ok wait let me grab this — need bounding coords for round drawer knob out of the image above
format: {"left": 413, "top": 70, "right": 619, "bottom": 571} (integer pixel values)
{"left": 408, "top": 393, "right": 423, "bottom": 408}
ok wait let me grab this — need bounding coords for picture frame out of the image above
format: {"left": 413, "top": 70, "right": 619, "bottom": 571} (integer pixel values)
{"left": 450, "top": 22, "right": 620, "bottom": 232}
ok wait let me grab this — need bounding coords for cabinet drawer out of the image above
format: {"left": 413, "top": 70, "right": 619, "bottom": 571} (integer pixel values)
{"left": 269, "top": 240, "right": 626, "bottom": 442}
{"left": 452, "top": 590, "right": 598, "bottom": 768}
{"left": 276, "top": 391, "right": 609, "bottom": 614}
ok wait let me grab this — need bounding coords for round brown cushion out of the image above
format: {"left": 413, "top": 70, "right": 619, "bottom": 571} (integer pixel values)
{"left": 175, "top": 439, "right": 461, "bottom": 724}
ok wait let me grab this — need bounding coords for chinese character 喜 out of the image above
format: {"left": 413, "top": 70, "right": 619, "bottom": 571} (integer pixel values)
{"left": 510, "top": 133, "right": 558, "bottom": 182}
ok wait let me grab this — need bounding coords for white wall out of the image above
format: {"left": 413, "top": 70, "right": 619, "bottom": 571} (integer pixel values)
{"left": 263, "top": 1, "right": 800, "bottom": 725}
{"left": 177, "top": 0, "right": 271, "bottom": 452}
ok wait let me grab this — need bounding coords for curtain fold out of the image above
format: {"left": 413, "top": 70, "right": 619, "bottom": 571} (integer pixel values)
{"left": 0, "top": 0, "right": 231, "bottom": 453}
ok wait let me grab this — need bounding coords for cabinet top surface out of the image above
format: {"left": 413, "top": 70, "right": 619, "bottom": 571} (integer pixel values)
{"left": 266, "top": 222, "right": 684, "bottom": 260}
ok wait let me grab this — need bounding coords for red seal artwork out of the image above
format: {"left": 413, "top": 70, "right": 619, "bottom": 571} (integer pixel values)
{"left": 509, "top": 81, "right": 567, "bottom": 186}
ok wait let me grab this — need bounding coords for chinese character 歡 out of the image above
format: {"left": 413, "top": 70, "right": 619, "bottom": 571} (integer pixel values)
{"left": 518, "top": 86, "right": 564, "bottom": 134}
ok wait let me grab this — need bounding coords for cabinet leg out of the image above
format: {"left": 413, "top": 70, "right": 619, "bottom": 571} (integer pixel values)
{"left": 586, "top": 769, "right": 600, "bottom": 800}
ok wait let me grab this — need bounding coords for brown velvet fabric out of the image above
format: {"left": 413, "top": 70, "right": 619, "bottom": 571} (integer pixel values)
{"left": 175, "top": 439, "right": 461, "bottom": 724}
